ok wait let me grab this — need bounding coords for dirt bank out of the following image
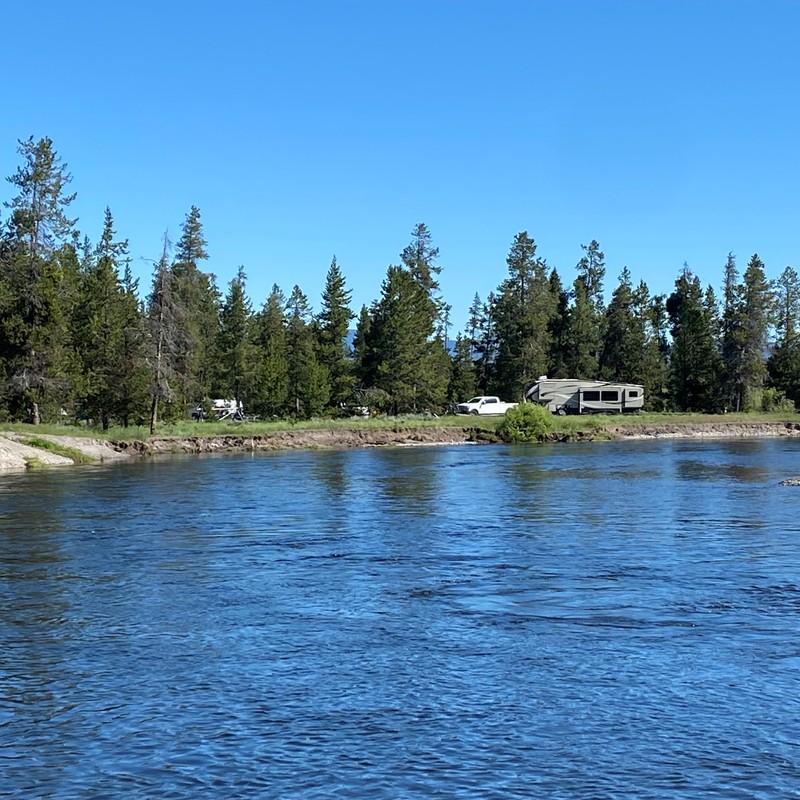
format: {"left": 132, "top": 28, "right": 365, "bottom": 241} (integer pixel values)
{"left": 0, "top": 432, "right": 131, "bottom": 473}
{"left": 602, "top": 421, "right": 800, "bottom": 441}
{"left": 3, "top": 420, "right": 800, "bottom": 475}
{"left": 111, "top": 426, "right": 498, "bottom": 456}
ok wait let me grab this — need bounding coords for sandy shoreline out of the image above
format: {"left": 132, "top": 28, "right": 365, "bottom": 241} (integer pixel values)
{"left": 2, "top": 420, "right": 800, "bottom": 475}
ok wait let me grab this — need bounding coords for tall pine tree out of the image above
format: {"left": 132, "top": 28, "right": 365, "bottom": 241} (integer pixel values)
{"left": 285, "top": 285, "right": 328, "bottom": 418}
{"left": 1, "top": 137, "right": 79, "bottom": 422}
{"left": 491, "top": 231, "right": 554, "bottom": 398}
{"left": 317, "top": 256, "right": 354, "bottom": 411}
{"left": 666, "top": 266, "right": 722, "bottom": 412}
{"left": 251, "top": 285, "right": 290, "bottom": 418}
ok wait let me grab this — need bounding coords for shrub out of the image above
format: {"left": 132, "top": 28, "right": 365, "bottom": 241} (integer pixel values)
{"left": 759, "top": 387, "right": 797, "bottom": 413}
{"left": 497, "top": 403, "right": 555, "bottom": 443}
{"left": 22, "top": 437, "right": 96, "bottom": 464}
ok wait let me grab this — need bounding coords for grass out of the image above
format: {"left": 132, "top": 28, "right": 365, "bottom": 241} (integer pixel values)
{"left": 0, "top": 409, "right": 797, "bottom": 443}
{"left": 89, "top": 414, "right": 504, "bottom": 441}
{"left": 19, "top": 436, "right": 97, "bottom": 465}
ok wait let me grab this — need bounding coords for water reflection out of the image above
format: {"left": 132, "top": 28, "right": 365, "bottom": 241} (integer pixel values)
{"left": 368, "top": 447, "right": 447, "bottom": 515}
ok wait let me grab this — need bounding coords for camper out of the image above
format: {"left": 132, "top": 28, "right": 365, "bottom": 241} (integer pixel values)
{"left": 190, "top": 398, "right": 244, "bottom": 421}
{"left": 524, "top": 377, "right": 644, "bottom": 415}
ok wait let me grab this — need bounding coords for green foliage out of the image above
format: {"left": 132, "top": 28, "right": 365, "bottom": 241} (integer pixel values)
{"left": 563, "top": 278, "right": 601, "bottom": 379}
{"left": 169, "top": 206, "right": 220, "bottom": 404}
{"left": 768, "top": 266, "right": 800, "bottom": 406}
{"left": 666, "top": 266, "right": 722, "bottom": 412}
{"left": 738, "top": 254, "right": 772, "bottom": 410}
{"left": 146, "top": 236, "right": 180, "bottom": 433}
{"left": 491, "top": 231, "right": 555, "bottom": 398}
{"left": 719, "top": 253, "right": 773, "bottom": 411}
{"left": 546, "top": 269, "right": 570, "bottom": 377}
{"left": 365, "top": 262, "right": 447, "bottom": 414}
{"left": 1, "top": 137, "right": 80, "bottom": 423}
{"left": 250, "top": 285, "right": 289, "bottom": 418}
{"left": 286, "top": 285, "right": 329, "bottom": 418}
{"left": 317, "top": 256, "right": 355, "bottom": 409}
{"left": 215, "top": 266, "right": 256, "bottom": 401}
{"left": 558, "top": 240, "right": 606, "bottom": 381}
{"left": 758, "top": 387, "right": 796, "bottom": 413}
{"left": 497, "top": 403, "right": 555, "bottom": 443}
{"left": 601, "top": 267, "right": 642, "bottom": 382}
{"left": 72, "top": 207, "right": 140, "bottom": 429}
{"left": 448, "top": 333, "right": 477, "bottom": 404}
{"left": 1, "top": 137, "right": 798, "bottom": 427}
{"left": 21, "top": 436, "right": 96, "bottom": 464}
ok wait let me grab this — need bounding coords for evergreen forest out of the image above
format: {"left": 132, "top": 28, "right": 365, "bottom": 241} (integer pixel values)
{"left": 2, "top": 137, "right": 799, "bottom": 431}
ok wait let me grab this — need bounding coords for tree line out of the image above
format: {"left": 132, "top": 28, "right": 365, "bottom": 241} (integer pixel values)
{"left": 1, "top": 137, "right": 798, "bottom": 431}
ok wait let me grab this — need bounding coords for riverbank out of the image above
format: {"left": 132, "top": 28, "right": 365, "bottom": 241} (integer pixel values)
{"left": 3, "top": 419, "right": 800, "bottom": 473}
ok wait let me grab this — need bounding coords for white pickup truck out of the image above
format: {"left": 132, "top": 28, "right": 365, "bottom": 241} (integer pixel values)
{"left": 456, "top": 396, "right": 519, "bottom": 415}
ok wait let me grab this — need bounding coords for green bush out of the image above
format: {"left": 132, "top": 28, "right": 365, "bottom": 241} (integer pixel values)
{"left": 497, "top": 403, "right": 555, "bottom": 443}
{"left": 759, "top": 387, "right": 797, "bottom": 413}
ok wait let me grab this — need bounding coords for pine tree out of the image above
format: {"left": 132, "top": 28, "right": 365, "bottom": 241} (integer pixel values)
{"left": 466, "top": 292, "right": 496, "bottom": 394}
{"left": 399, "top": 224, "right": 450, "bottom": 404}
{"left": 170, "top": 206, "right": 220, "bottom": 405}
{"left": 738, "top": 254, "right": 772, "bottom": 410}
{"left": 561, "top": 240, "right": 606, "bottom": 380}
{"left": 352, "top": 304, "right": 374, "bottom": 388}
{"left": 5, "top": 136, "right": 77, "bottom": 261}
{"left": 73, "top": 207, "right": 133, "bottom": 428}
{"left": 491, "top": 232, "right": 555, "bottom": 398}
{"left": 251, "top": 285, "right": 289, "bottom": 418}
{"left": 564, "top": 278, "right": 600, "bottom": 379}
{"left": 448, "top": 332, "right": 477, "bottom": 404}
{"left": 369, "top": 266, "right": 438, "bottom": 413}
{"left": 215, "top": 266, "right": 256, "bottom": 406}
{"left": 146, "top": 235, "right": 182, "bottom": 433}
{"left": 1, "top": 137, "right": 79, "bottom": 422}
{"left": 285, "top": 285, "right": 328, "bottom": 418}
{"left": 600, "top": 267, "right": 646, "bottom": 383}
{"left": 401, "top": 222, "right": 442, "bottom": 301}
{"left": 719, "top": 253, "right": 744, "bottom": 410}
{"left": 546, "top": 268, "right": 570, "bottom": 378}
{"left": 666, "top": 266, "right": 722, "bottom": 412}
{"left": 116, "top": 260, "right": 150, "bottom": 426}
{"left": 317, "top": 256, "right": 354, "bottom": 410}
{"left": 768, "top": 266, "right": 800, "bottom": 405}
{"left": 577, "top": 239, "right": 606, "bottom": 317}
{"left": 636, "top": 283, "right": 670, "bottom": 409}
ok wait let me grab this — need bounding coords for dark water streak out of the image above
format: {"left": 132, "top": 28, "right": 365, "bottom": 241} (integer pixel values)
{"left": 2, "top": 439, "right": 800, "bottom": 798}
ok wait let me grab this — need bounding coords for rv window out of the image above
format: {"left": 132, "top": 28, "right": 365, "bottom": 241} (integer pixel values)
{"left": 583, "top": 391, "right": 600, "bottom": 401}
{"left": 629, "top": 390, "right": 639, "bottom": 398}
{"left": 601, "top": 391, "right": 619, "bottom": 401}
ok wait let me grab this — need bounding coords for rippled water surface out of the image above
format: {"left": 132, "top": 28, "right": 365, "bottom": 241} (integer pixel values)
{"left": 3, "top": 438, "right": 800, "bottom": 798}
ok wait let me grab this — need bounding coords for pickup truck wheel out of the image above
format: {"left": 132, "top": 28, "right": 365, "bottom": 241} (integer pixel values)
{"left": 471, "top": 409, "right": 479, "bottom": 415}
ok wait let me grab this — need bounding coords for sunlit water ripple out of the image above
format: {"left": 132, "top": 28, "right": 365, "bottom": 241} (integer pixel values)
{"left": 2, "top": 438, "right": 800, "bottom": 798}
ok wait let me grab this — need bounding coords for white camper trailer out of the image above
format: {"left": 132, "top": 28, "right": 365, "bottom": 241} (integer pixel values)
{"left": 524, "top": 377, "right": 644, "bottom": 415}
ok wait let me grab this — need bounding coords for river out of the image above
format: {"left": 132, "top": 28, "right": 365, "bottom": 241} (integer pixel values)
{"left": 2, "top": 439, "right": 800, "bottom": 798}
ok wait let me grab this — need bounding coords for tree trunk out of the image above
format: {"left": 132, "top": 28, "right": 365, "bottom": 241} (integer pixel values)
{"left": 149, "top": 396, "right": 158, "bottom": 435}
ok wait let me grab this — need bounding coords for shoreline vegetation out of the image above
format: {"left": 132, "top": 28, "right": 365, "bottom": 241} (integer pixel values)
{"left": 2, "top": 412, "right": 800, "bottom": 475}
{"left": 2, "top": 138, "right": 797, "bottom": 440}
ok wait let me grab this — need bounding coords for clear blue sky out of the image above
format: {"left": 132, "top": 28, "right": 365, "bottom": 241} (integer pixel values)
{"left": 2, "top": 0, "right": 798, "bottom": 330}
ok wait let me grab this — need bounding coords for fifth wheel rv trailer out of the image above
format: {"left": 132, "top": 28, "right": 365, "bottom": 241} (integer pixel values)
{"left": 524, "top": 377, "right": 644, "bottom": 415}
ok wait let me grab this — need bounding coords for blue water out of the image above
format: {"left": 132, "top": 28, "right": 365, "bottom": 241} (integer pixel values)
{"left": 2, "top": 438, "right": 800, "bottom": 798}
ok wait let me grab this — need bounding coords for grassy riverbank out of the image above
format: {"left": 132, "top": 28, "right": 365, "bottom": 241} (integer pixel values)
{"left": 1, "top": 410, "right": 800, "bottom": 442}
{"left": 3, "top": 410, "right": 800, "bottom": 475}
